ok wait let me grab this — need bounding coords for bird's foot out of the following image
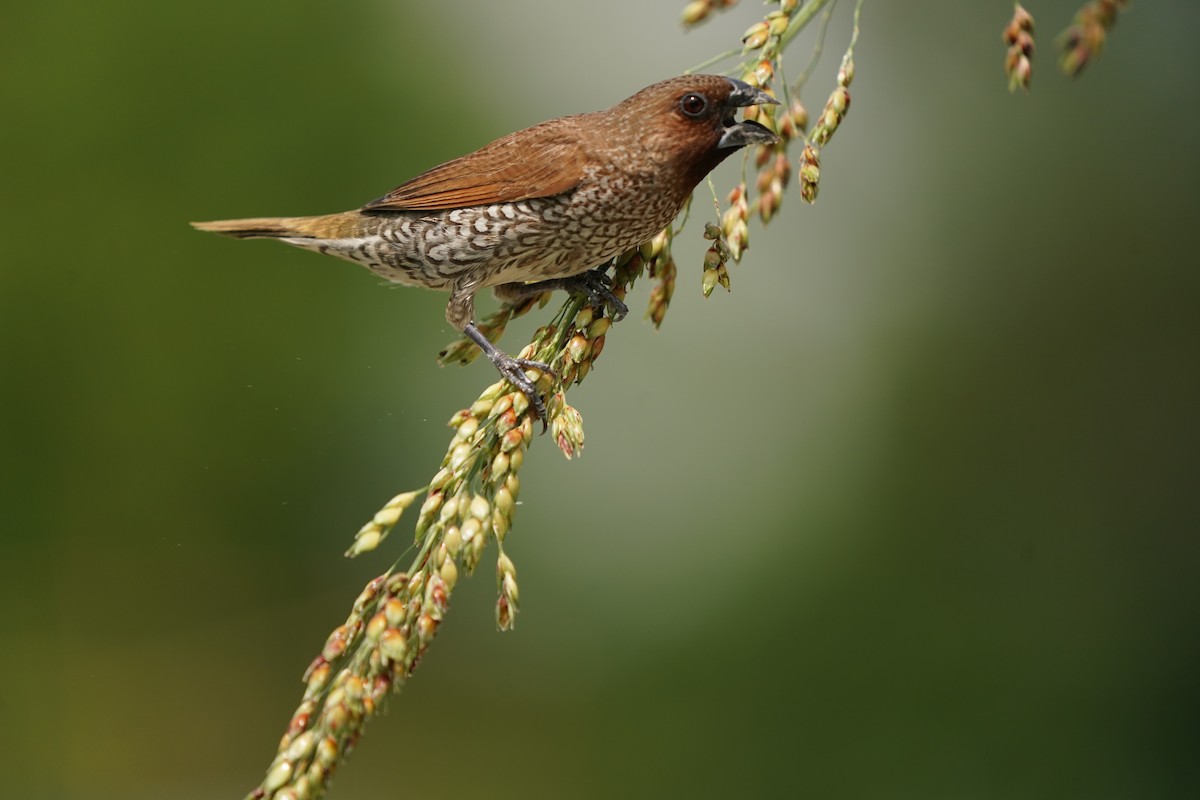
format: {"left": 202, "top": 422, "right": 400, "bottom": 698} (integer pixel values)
{"left": 563, "top": 268, "right": 629, "bottom": 321}
{"left": 492, "top": 352, "right": 552, "bottom": 428}
{"left": 463, "top": 323, "right": 553, "bottom": 430}
{"left": 494, "top": 270, "right": 628, "bottom": 323}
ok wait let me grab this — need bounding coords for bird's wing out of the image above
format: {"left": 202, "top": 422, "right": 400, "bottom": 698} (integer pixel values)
{"left": 363, "top": 117, "right": 588, "bottom": 212}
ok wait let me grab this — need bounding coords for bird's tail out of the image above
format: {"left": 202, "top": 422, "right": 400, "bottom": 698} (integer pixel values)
{"left": 190, "top": 211, "right": 365, "bottom": 240}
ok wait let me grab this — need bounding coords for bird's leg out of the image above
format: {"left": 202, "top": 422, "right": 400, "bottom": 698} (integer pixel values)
{"left": 494, "top": 266, "right": 629, "bottom": 322}
{"left": 461, "top": 325, "right": 552, "bottom": 427}
{"left": 448, "top": 280, "right": 552, "bottom": 427}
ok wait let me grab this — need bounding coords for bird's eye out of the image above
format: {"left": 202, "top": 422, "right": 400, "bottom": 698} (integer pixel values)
{"left": 678, "top": 92, "right": 709, "bottom": 119}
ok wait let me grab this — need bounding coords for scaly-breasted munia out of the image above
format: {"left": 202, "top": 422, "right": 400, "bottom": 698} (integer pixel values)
{"left": 193, "top": 75, "right": 777, "bottom": 420}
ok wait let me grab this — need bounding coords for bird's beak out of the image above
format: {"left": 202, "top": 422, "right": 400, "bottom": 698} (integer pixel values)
{"left": 718, "top": 78, "right": 781, "bottom": 149}
{"left": 717, "top": 118, "right": 778, "bottom": 149}
{"left": 725, "top": 78, "right": 778, "bottom": 110}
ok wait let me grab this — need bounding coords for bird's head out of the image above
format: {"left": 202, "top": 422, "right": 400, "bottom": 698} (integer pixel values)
{"left": 606, "top": 74, "right": 780, "bottom": 185}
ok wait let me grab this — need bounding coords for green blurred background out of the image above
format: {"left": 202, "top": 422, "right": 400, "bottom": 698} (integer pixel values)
{"left": 2, "top": 2, "right": 1197, "bottom": 798}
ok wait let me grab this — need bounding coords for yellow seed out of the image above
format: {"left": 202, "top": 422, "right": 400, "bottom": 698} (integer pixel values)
{"left": 546, "top": 390, "right": 566, "bottom": 419}
{"left": 832, "top": 86, "right": 850, "bottom": 114}
{"left": 500, "top": 428, "right": 524, "bottom": 453}
{"left": 489, "top": 393, "right": 513, "bottom": 420}
{"left": 304, "top": 662, "right": 331, "bottom": 698}
{"left": 365, "top": 611, "right": 387, "bottom": 643}
{"left": 587, "top": 317, "right": 611, "bottom": 339}
{"left": 470, "top": 494, "right": 490, "bottom": 520}
{"left": 291, "top": 775, "right": 314, "bottom": 800}
{"left": 838, "top": 56, "right": 855, "bottom": 88}
{"left": 470, "top": 527, "right": 487, "bottom": 561}
{"left": 373, "top": 506, "right": 401, "bottom": 527}
{"left": 440, "top": 558, "right": 459, "bottom": 590}
{"left": 493, "top": 508, "right": 509, "bottom": 540}
{"left": 387, "top": 492, "right": 421, "bottom": 518}
{"left": 449, "top": 442, "right": 471, "bottom": 471}
{"left": 567, "top": 334, "right": 589, "bottom": 363}
{"left": 443, "top": 525, "right": 462, "bottom": 557}
{"left": 456, "top": 415, "right": 479, "bottom": 440}
{"left": 347, "top": 528, "right": 381, "bottom": 556}
{"left": 284, "top": 730, "right": 316, "bottom": 761}
{"left": 742, "top": 21, "right": 768, "bottom": 48}
{"left": 417, "top": 612, "right": 437, "bottom": 643}
{"left": 264, "top": 759, "right": 293, "bottom": 792}
{"left": 429, "top": 468, "right": 451, "bottom": 491}
{"left": 315, "top": 736, "right": 338, "bottom": 767}
{"left": 754, "top": 59, "right": 774, "bottom": 86}
{"left": 380, "top": 628, "right": 407, "bottom": 662}
{"left": 647, "top": 229, "right": 670, "bottom": 258}
{"left": 326, "top": 705, "right": 350, "bottom": 734}
{"left": 342, "top": 675, "right": 364, "bottom": 701}
{"left": 438, "top": 494, "right": 459, "bottom": 524}
{"left": 681, "top": 0, "right": 710, "bottom": 26}
{"left": 321, "top": 626, "right": 349, "bottom": 661}
{"left": 511, "top": 390, "right": 530, "bottom": 417}
{"left": 496, "top": 407, "right": 518, "bottom": 435}
{"left": 384, "top": 598, "right": 405, "bottom": 627}
{"left": 495, "top": 487, "right": 515, "bottom": 519}
{"left": 502, "top": 573, "right": 520, "bottom": 606}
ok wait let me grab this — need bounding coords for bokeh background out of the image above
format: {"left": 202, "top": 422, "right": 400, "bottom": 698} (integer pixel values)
{"left": 2, "top": 2, "right": 1198, "bottom": 798}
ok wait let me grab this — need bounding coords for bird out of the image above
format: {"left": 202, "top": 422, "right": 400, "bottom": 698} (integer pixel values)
{"left": 192, "top": 74, "right": 778, "bottom": 422}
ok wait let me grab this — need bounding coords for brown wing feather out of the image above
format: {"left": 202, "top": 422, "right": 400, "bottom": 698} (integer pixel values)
{"left": 363, "top": 116, "right": 589, "bottom": 212}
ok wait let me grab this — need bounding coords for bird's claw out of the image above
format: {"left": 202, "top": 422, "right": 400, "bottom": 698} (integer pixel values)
{"left": 462, "top": 322, "right": 553, "bottom": 431}
{"left": 567, "top": 269, "right": 628, "bottom": 321}
{"left": 494, "top": 355, "right": 553, "bottom": 430}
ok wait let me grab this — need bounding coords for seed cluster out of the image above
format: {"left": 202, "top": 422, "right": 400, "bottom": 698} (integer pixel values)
{"left": 249, "top": 570, "right": 449, "bottom": 800}
{"left": 246, "top": 268, "right": 642, "bottom": 798}
{"left": 1058, "top": 0, "right": 1129, "bottom": 77}
{"left": 688, "top": 0, "right": 861, "bottom": 297}
{"left": 701, "top": 222, "right": 732, "bottom": 297}
{"left": 680, "top": 0, "right": 740, "bottom": 27}
{"left": 1004, "top": 4, "right": 1036, "bottom": 92}
{"left": 739, "top": 0, "right": 804, "bottom": 61}
{"left": 641, "top": 227, "right": 677, "bottom": 329}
